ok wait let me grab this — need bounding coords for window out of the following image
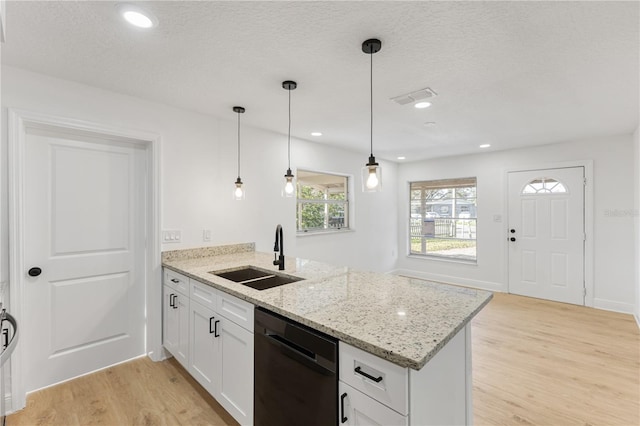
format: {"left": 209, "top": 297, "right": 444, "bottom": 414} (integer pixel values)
{"left": 297, "top": 170, "right": 349, "bottom": 233}
{"left": 522, "top": 178, "right": 567, "bottom": 194}
{"left": 409, "top": 177, "right": 477, "bottom": 261}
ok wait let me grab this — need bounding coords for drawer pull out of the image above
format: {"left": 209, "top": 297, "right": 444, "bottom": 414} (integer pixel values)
{"left": 340, "top": 392, "right": 348, "bottom": 423}
{"left": 354, "top": 366, "right": 383, "bottom": 383}
{"left": 171, "top": 278, "right": 180, "bottom": 283}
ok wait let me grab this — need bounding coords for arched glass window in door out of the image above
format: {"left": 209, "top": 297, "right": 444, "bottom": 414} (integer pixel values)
{"left": 522, "top": 178, "right": 567, "bottom": 194}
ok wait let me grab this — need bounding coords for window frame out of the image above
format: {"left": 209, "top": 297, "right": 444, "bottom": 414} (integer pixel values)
{"left": 296, "top": 169, "right": 351, "bottom": 235}
{"left": 408, "top": 177, "right": 477, "bottom": 262}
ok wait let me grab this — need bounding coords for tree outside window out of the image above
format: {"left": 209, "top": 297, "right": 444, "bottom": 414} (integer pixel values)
{"left": 297, "top": 170, "right": 349, "bottom": 233}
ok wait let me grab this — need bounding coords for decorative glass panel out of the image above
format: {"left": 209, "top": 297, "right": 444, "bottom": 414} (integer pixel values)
{"left": 522, "top": 178, "right": 567, "bottom": 194}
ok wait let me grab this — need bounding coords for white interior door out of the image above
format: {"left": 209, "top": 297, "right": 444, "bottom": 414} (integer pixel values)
{"left": 23, "top": 126, "right": 146, "bottom": 392}
{"left": 508, "top": 167, "right": 585, "bottom": 305}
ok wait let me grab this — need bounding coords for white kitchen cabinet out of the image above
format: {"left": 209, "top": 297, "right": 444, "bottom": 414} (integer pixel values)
{"left": 163, "top": 268, "right": 254, "bottom": 426}
{"left": 339, "top": 381, "right": 408, "bottom": 426}
{"left": 189, "top": 299, "right": 218, "bottom": 396}
{"left": 190, "top": 299, "right": 254, "bottom": 425}
{"left": 217, "top": 315, "right": 254, "bottom": 425}
{"left": 339, "top": 325, "right": 471, "bottom": 426}
{"left": 163, "top": 284, "right": 189, "bottom": 369}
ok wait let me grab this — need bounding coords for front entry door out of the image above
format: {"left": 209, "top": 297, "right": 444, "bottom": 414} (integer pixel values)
{"left": 507, "top": 167, "right": 585, "bottom": 305}
{"left": 23, "top": 126, "right": 146, "bottom": 392}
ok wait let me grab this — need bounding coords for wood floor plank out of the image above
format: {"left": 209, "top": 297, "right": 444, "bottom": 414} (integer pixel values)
{"left": 7, "top": 293, "right": 639, "bottom": 425}
{"left": 472, "top": 293, "right": 639, "bottom": 426}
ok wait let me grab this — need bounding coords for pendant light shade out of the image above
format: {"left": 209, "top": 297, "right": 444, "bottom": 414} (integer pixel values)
{"left": 232, "top": 106, "right": 246, "bottom": 200}
{"left": 361, "top": 38, "right": 382, "bottom": 192}
{"left": 282, "top": 80, "right": 297, "bottom": 198}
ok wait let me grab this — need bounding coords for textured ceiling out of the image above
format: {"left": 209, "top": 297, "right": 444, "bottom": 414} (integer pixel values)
{"left": 2, "top": 1, "right": 639, "bottom": 161}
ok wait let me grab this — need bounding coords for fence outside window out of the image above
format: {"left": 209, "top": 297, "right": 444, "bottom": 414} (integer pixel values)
{"left": 409, "top": 177, "right": 477, "bottom": 261}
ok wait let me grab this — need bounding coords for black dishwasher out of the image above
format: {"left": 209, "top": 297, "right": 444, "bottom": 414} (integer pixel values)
{"left": 254, "top": 307, "right": 338, "bottom": 426}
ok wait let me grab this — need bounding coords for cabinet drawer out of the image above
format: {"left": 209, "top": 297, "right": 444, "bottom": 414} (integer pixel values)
{"left": 217, "top": 291, "right": 254, "bottom": 332}
{"left": 191, "top": 279, "right": 218, "bottom": 310}
{"left": 165, "top": 269, "right": 190, "bottom": 296}
{"left": 339, "top": 381, "right": 408, "bottom": 426}
{"left": 339, "top": 342, "right": 409, "bottom": 415}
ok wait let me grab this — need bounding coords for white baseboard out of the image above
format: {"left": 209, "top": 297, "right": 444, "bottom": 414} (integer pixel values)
{"left": 391, "top": 269, "right": 505, "bottom": 292}
{"left": 634, "top": 314, "right": 640, "bottom": 329}
{"left": 593, "top": 298, "right": 635, "bottom": 315}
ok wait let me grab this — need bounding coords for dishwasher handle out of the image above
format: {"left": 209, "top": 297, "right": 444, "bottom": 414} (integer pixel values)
{"left": 265, "top": 332, "right": 335, "bottom": 375}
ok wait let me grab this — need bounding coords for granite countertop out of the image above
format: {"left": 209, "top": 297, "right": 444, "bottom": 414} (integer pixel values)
{"left": 162, "top": 244, "right": 492, "bottom": 370}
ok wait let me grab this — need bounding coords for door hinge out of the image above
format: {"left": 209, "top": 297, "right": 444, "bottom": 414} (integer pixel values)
{"left": 583, "top": 177, "right": 587, "bottom": 185}
{"left": 583, "top": 287, "right": 587, "bottom": 297}
{"left": 583, "top": 233, "right": 586, "bottom": 241}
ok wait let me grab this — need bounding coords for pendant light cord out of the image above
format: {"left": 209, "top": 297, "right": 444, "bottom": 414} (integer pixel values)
{"left": 288, "top": 88, "right": 292, "bottom": 170}
{"left": 370, "top": 48, "right": 374, "bottom": 157}
{"left": 237, "top": 111, "right": 241, "bottom": 179}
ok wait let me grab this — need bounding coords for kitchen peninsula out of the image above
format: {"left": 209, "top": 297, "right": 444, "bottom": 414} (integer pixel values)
{"left": 162, "top": 243, "right": 492, "bottom": 426}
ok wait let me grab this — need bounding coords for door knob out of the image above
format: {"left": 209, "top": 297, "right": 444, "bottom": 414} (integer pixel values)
{"left": 510, "top": 229, "right": 516, "bottom": 233}
{"left": 28, "top": 267, "right": 42, "bottom": 277}
{"left": 510, "top": 237, "right": 516, "bottom": 242}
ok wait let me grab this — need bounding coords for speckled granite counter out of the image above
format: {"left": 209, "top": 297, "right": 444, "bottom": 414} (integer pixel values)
{"left": 162, "top": 245, "right": 492, "bottom": 370}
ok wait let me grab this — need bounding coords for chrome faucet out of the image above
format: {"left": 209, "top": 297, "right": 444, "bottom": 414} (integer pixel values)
{"left": 273, "top": 224, "right": 285, "bottom": 270}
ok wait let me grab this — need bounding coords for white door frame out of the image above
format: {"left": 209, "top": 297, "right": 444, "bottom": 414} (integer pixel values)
{"left": 7, "top": 109, "right": 162, "bottom": 411}
{"left": 504, "top": 160, "right": 594, "bottom": 307}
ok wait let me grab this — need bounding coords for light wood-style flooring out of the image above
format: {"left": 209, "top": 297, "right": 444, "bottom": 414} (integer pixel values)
{"left": 7, "top": 293, "right": 639, "bottom": 425}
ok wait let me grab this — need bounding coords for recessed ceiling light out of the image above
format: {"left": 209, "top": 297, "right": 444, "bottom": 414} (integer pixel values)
{"left": 423, "top": 121, "right": 436, "bottom": 127}
{"left": 397, "top": 156, "right": 406, "bottom": 160}
{"left": 117, "top": 4, "right": 158, "bottom": 28}
{"left": 311, "top": 132, "right": 322, "bottom": 137}
{"left": 479, "top": 144, "right": 491, "bottom": 148}
{"left": 414, "top": 102, "right": 432, "bottom": 109}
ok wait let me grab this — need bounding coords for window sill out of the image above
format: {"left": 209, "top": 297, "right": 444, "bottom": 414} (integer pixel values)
{"left": 406, "top": 253, "right": 477, "bottom": 266}
{"left": 296, "top": 228, "right": 354, "bottom": 237}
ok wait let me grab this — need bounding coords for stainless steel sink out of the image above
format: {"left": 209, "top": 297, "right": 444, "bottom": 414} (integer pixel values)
{"left": 210, "top": 266, "right": 303, "bottom": 290}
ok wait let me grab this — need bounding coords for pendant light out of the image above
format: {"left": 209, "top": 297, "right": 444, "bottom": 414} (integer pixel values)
{"left": 232, "top": 106, "right": 246, "bottom": 200}
{"left": 361, "top": 38, "right": 382, "bottom": 192}
{"left": 282, "top": 80, "right": 297, "bottom": 197}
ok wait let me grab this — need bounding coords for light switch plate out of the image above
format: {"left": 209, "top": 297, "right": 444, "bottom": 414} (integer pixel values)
{"left": 203, "top": 229, "right": 212, "bottom": 242}
{"left": 162, "top": 230, "right": 182, "bottom": 243}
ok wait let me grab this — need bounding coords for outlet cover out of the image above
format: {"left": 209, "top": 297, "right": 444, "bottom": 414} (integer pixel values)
{"left": 203, "top": 229, "right": 212, "bottom": 242}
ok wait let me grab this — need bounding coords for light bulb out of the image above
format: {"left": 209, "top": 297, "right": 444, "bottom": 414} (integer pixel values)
{"left": 284, "top": 180, "right": 295, "bottom": 195}
{"left": 366, "top": 169, "right": 379, "bottom": 189}
{"left": 233, "top": 180, "right": 244, "bottom": 200}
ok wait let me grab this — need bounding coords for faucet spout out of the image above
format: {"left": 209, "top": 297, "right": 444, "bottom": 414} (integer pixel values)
{"left": 273, "top": 224, "right": 285, "bottom": 270}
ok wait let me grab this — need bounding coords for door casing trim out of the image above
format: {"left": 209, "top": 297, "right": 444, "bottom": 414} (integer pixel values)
{"left": 503, "top": 160, "right": 594, "bottom": 307}
{"left": 7, "top": 108, "right": 162, "bottom": 412}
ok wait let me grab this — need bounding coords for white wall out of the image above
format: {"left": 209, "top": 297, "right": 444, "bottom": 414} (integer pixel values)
{"left": 0, "top": 65, "right": 398, "bottom": 279}
{"left": 634, "top": 125, "right": 640, "bottom": 325}
{"left": 396, "top": 135, "right": 637, "bottom": 314}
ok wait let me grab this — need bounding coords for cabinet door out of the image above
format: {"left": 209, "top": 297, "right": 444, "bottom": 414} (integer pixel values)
{"left": 174, "top": 292, "right": 190, "bottom": 369}
{"left": 217, "top": 317, "right": 254, "bottom": 425}
{"left": 163, "top": 285, "right": 179, "bottom": 355}
{"left": 339, "top": 382, "right": 408, "bottom": 426}
{"left": 189, "top": 301, "right": 219, "bottom": 396}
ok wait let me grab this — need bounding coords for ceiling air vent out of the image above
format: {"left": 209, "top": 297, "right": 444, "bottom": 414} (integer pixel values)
{"left": 390, "top": 87, "right": 438, "bottom": 105}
